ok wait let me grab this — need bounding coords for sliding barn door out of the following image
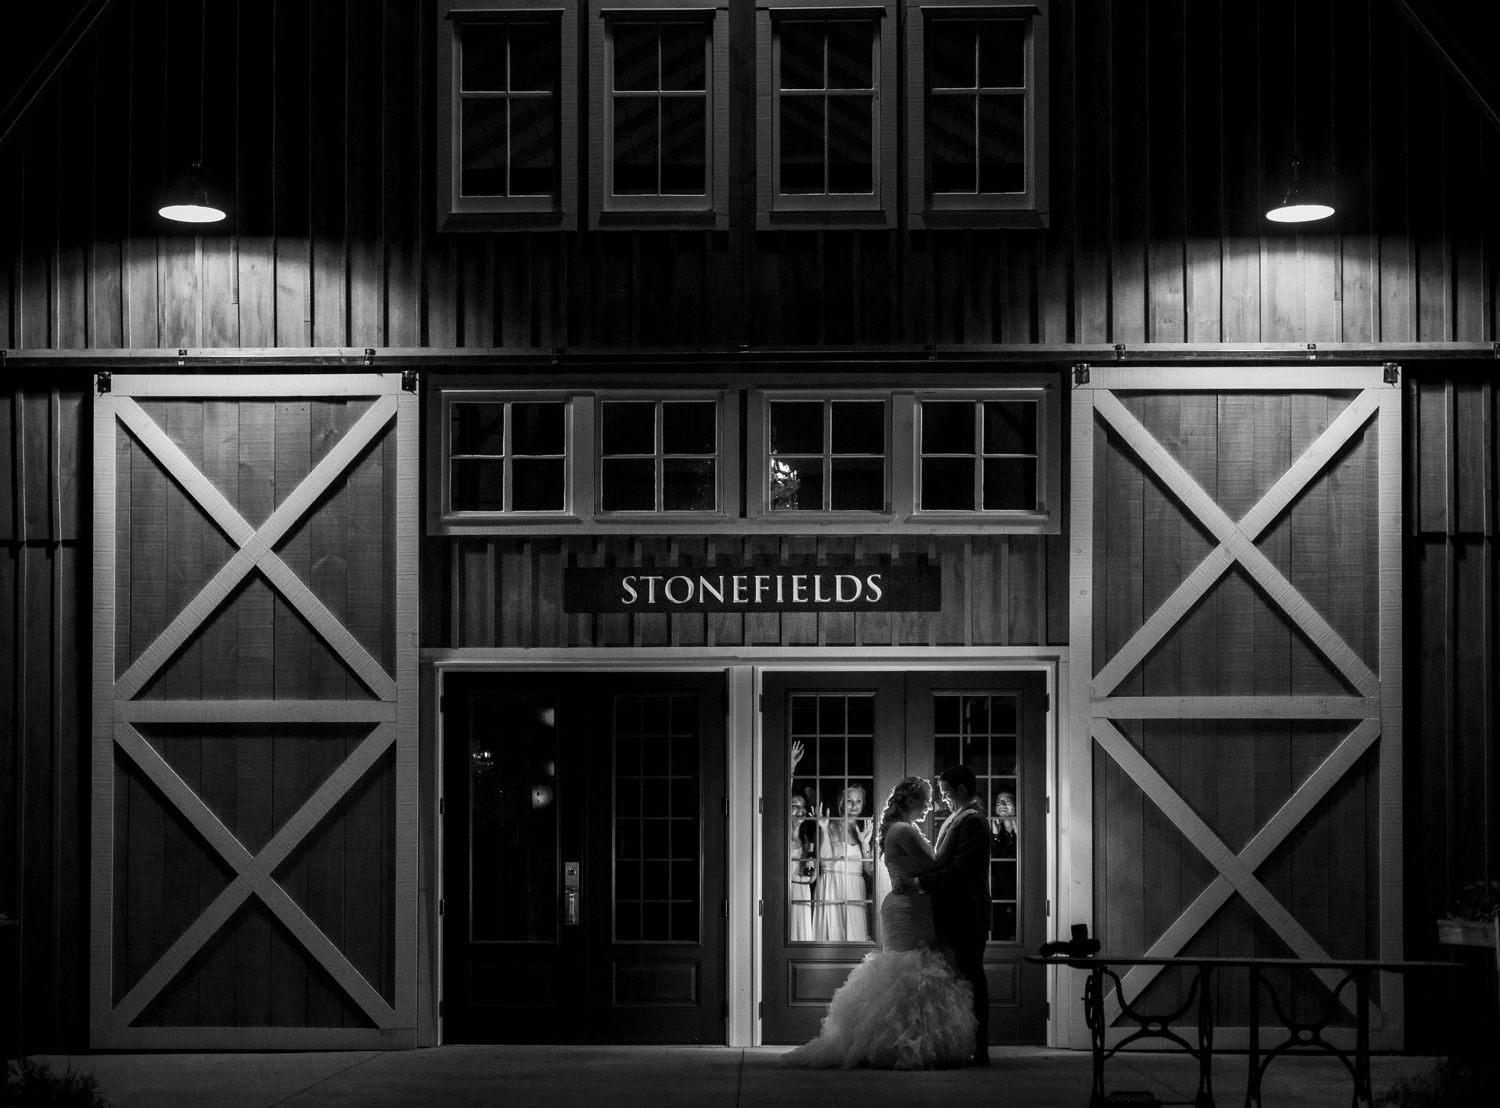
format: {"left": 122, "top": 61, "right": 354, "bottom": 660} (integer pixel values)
{"left": 91, "top": 373, "right": 417, "bottom": 1049}
{"left": 1068, "top": 366, "right": 1402, "bottom": 1046}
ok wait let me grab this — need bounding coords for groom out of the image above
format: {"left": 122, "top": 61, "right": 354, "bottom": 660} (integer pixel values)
{"left": 902, "top": 765, "right": 993, "bottom": 1065}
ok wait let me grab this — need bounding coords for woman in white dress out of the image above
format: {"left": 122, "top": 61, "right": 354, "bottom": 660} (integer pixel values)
{"left": 813, "top": 785, "right": 874, "bottom": 941}
{"left": 783, "top": 777, "right": 978, "bottom": 1069}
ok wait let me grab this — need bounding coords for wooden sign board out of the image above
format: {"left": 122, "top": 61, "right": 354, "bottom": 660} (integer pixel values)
{"left": 563, "top": 565, "right": 941, "bottom": 614}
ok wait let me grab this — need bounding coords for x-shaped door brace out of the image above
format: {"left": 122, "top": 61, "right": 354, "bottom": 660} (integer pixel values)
{"left": 1092, "top": 388, "right": 1380, "bottom": 700}
{"left": 1088, "top": 388, "right": 1386, "bottom": 1024}
{"left": 1094, "top": 717, "right": 1381, "bottom": 1024}
{"left": 105, "top": 395, "right": 400, "bottom": 1028}
{"left": 112, "top": 395, "right": 398, "bottom": 703}
{"left": 106, "top": 718, "right": 396, "bottom": 1029}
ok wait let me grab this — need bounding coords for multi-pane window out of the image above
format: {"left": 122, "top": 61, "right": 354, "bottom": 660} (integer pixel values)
{"left": 609, "top": 21, "right": 709, "bottom": 197}
{"left": 757, "top": 1, "right": 896, "bottom": 226}
{"left": 905, "top": 0, "right": 1049, "bottom": 227}
{"left": 777, "top": 20, "right": 875, "bottom": 195}
{"left": 918, "top": 397, "right": 1039, "bottom": 512}
{"left": 926, "top": 16, "right": 1026, "bottom": 195}
{"left": 614, "top": 693, "right": 701, "bottom": 943}
{"left": 449, "top": 399, "right": 568, "bottom": 513}
{"left": 600, "top": 399, "right": 719, "bottom": 513}
{"left": 788, "top": 693, "right": 876, "bottom": 943}
{"left": 438, "top": 2, "right": 576, "bottom": 228}
{"left": 590, "top": 2, "right": 729, "bottom": 226}
{"left": 768, "top": 399, "right": 887, "bottom": 512}
{"left": 433, "top": 385, "right": 1054, "bottom": 533}
{"left": 932, "top": 693, "right": 1020, "bottom": 943}
{"left": 458, "top": 20, "right": 560, "bottom": 199}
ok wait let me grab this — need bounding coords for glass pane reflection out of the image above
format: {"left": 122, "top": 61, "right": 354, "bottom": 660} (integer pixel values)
{"left": 470, "top": 693, "right": 558, "bottom": 942}
{"left": 933, "top": 692, "right": 1022, "bottom": 942}
{"left": 788, "top": 693, "right": 875, "bottom": 943}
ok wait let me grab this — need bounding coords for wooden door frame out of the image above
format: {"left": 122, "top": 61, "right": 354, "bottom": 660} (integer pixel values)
{"left": 91, "top": 373, "right": 420, "bottom": 1049}
{"left": 428, "top": 646, "right": 1065, "bottom": 1047}
{"left": 1066, "top": 365, "right": 1403, "bottom": 1051}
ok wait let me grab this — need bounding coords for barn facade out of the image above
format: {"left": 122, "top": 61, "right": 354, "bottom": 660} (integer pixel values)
{"left": 2, "top": 0, "right": 1497, "bottom": 1055}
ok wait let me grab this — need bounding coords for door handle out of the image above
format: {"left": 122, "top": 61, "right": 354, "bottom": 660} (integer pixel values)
{"left": 564, "top": 861, "right": 580, "bottom": 926}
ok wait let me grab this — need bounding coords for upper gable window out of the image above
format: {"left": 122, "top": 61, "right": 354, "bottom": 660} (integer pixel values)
{"left": 589, "top": 2, "right": 731, "bottom": 228}
{"left": 436, "top": 2, "right": 578, "bottom": 230}
{"left": 756, "top": 1, "right": 898, "bottom": 228}
{"left": 905, "top": 1, "right": 1050, "bottom": 228}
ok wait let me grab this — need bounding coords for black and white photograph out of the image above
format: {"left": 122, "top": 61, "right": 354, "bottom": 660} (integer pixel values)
{"left": 2, "top": 1, "right": 1498, "bottom": 1105}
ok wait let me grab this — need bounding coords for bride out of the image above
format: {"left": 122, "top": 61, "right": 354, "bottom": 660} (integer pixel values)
{"left": 782, "top": 776, "right": 978, "bottom": 1069}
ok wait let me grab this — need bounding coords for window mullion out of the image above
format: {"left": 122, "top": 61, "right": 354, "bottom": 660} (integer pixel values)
{"left": 502, "top": 403, "right": 514, "bottom": 513}
{"left": 655, "top": 401, "right": 666, "bottom": 511}
{"left": 973, "top": 401, "right": 984, "bottom": 512}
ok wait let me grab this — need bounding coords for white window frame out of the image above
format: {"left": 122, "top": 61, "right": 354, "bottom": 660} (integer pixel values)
{"left": 436, "top": 1, "right": 579, "bottom": 231}
{"left": 588, "top": 0, "right": 732, "bottom": 229}
{"left": 912, "top": 387, "right": 1056, "bottom": 524}
{"left": 755, "top": 0, "right": 899, "bottom": 229}
{"left": 431, "top": 380, "right": 1060, "bottom": 536}
{"left": 748, "top": 389, "right": 898, "bottom": 519}
{"left": 595, "top": 391, "right": 742, "bottom": 521}
{"left": 437, "top": 390, "right": 582, "bottom": 526}
{"left": 905, "top": 0, "right": 1050, "bottom": 228}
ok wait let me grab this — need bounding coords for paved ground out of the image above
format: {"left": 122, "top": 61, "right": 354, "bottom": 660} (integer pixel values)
{"left": 24, "top": 1045, "right": 1444, "bottom": 1107}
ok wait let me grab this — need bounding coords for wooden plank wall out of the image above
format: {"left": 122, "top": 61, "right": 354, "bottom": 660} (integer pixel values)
{"left": 1407, "top": 366, "right": 1500, "bottom": 1048}
{"left": 432, "top": 533, "right": 1069, "bottom": 650}
{"left": 1091, "top": 391, "right": 1382, "bottom": 1027}
{"left": 108, "top": 398, "right": 398, "bottom": 1028}
{"left": 0, "top": 0, "right": 1495, "bottom": 351}
{"left": 0, "top": 377, "right": 88, "bottom": 1054}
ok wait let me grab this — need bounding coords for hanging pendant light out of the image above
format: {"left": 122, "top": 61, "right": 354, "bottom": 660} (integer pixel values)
{"left": 158, "top": 161, "right": 226, "bottom": 223}
{"left": 1266, "top": 158, "right": 1334, "bottom": 223}
{"left": 158, "top": 1, "right": 226, "bottom": 225}
{"left": 1264, "top": 3, "right": 1334, "bottom": 225}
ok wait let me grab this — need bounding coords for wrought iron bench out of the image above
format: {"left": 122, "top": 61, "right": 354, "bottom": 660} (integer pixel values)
{"left": 1028, "top": 954, "right": 1459, "bottom": 1108}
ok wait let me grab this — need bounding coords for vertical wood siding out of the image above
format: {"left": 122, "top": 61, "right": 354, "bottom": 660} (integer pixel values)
{"left": 0, "top": 0, "right": 1495, "bottom": 351}
{"left": 0, "top": 379, "right": 88, "bottom": 1053}
{"left": 1406, "top": 368, "right": 1500, "bottom": 1047}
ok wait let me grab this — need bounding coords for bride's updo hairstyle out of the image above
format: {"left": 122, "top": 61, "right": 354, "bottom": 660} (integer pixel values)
{"left": 877, "top": 776, "right": 932, "bottom": 855}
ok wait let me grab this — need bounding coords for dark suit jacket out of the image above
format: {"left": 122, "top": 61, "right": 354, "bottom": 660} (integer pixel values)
{"left": 923, "top": 802, "right": 993, "bottom": 955}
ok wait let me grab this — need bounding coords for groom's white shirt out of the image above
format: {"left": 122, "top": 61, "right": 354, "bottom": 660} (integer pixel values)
{"left": 933, "top": 800, "right": 983, "bottom": 859}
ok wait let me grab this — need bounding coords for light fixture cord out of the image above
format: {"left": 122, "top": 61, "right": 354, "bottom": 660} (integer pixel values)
{"left": 197, "top": 0, "right": 206, "bottom": 175}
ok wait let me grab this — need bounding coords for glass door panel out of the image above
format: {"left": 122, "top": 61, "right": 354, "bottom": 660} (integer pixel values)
{"left": 931, "top": 691, "right": 1021, "bottom": 942}
{"left": 444, "top": 672, "right": 724, "bottom": 1044}
{"left": 470, "top": 692, "right": 559, "bottom": 943}
{"left": 788, "top": 692, "right": 876, "bottom": 943}
{"left": 764, "top": 671, "right": 1047, "bottom": 1046}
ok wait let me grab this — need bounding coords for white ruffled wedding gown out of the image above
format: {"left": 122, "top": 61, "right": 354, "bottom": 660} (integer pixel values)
{"left": 782, "top": 821, "right": 977, "bottom": 1069}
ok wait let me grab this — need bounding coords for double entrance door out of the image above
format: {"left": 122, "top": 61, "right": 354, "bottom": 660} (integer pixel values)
{"left": 761, "top": 671, "right": 1047, "bottom": 1044}
{"left": 442, "top": 672, "right": 726, "bottom": 1043}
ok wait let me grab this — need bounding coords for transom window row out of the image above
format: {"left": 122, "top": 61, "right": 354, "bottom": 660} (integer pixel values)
{"left": 436, "top": 387, "right": 1055, "bottom": 532}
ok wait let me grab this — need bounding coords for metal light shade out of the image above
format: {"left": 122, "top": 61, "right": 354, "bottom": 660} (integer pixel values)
{"left": 1266, "top": 159, "right": 1334, "bottom": 223}
{"left": 158, "top": 162, "right": 226, "bottom": 224}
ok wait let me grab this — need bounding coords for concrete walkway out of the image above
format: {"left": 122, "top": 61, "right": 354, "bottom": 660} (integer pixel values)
{"left": 27, "top": 1046, "right": 1443, "bottom": 1107}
